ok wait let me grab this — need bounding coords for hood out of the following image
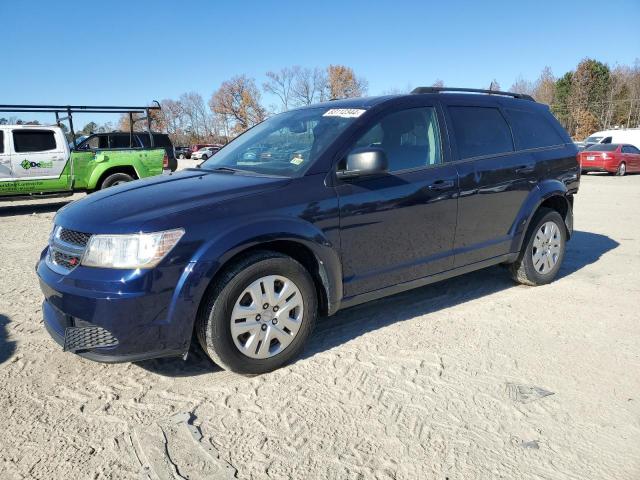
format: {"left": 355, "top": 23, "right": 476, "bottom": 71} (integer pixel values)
{"left": 56, "top": 169, "right": 290, "bottom": 233}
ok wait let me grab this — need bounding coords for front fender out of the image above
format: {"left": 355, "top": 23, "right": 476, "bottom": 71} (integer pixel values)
{"left": 509, "top": 179, "right": 572, "bottom": 254}
{"left": 174, "top": 216, "right": 342, "bottom": 334}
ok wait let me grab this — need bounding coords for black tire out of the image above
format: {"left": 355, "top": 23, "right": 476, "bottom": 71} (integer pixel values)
{"left": 100, "top": 172, "right": 134, "bottom": 189}
{"left": 179, "top": 153, "right": 186, "bottom": 160}
{"left": 615, "top": 162, "right": 626, "bottom": 176}
{"left": 509, "top": 208, "right": 566, "bottom": 286}
{"left": 196, "top": 251, "right": 318, "bottom": 374}
{"left": 201, "top": 154, "right": 208, "bottom": 160}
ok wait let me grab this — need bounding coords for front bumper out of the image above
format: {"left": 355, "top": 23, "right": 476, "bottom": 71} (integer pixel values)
{"left": 37, "top": 252, "right": 206, "bottom": 363}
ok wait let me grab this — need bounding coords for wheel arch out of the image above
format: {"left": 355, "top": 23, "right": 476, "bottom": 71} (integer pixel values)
{"left": 90, "top": 166, "right": 139, "bottom": 190}
{"left": 510, "top": 180, "right": 574, "bottom": 254}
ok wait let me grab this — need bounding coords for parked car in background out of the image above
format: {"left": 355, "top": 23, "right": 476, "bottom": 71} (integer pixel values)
{"left": 76, "top": 132, "right": 177, "bottom": 172}
{"left": 38, "top": 87, "right": 579, "bottom": 374}
{"left": 191, "top": 146, "right": 219, "bottom": 160}
{"left": 579, "top": 143, "right": 640, "bottom": 176}
{"left": 191, "top": 143, "right": 221, "bottom": 154}
{"left": 175, "top": 146, "right": 191, "bottom": 159}
{"left": 579, "top": 128, "right": 640, "bottom": 151}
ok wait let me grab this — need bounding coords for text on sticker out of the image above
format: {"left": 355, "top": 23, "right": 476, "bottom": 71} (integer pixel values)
{"left": 323, "top": 108, "right": 366, "bottom": 118}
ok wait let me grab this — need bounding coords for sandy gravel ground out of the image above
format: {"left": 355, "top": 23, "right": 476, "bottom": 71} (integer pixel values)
{"left": 0, "top": 173, "right": 639, "bottom": 479}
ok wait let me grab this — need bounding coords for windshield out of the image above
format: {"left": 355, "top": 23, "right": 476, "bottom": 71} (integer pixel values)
{"left": 199, "top": 107, "right": 363, "bottom": 176}
{"left": 584, "top": 136, "right": 603, "bottom": 144}
{"left": 586, "top": 144, "right": 618, "bottom": 152}
{"left": 70, "top": 135, "right": 88, "bottom": 148}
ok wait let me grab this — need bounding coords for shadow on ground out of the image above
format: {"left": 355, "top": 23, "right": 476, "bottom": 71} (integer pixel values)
{"left": 0, "top": 314, "right": 17, "bottom": 365}
{"left": 137, "top": 230, "right": 618, "bottom": 376}
{"left": 0, "top": 200, "right": 72, "bottom": 218}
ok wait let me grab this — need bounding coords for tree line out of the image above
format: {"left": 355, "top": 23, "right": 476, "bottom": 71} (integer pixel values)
{"left": 4, "top": 58, "right": 638, "bottom": 144}
{"left": 125, "top": 64, "right": 368, "bottom": 146}
{"left": 508, "top": 58, "right": 640, "bottom": 139}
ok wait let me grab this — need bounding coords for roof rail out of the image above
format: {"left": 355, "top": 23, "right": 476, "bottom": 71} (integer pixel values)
{"left": 411, "top": 87, "right": 535, "bottom": 101}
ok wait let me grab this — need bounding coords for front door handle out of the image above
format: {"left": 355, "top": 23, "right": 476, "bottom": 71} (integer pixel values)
{"left": 427, "top": 179, "right": 455, "bottom": 190}
{"left": 515, "top": 164, "right": 535, "bottom": 174}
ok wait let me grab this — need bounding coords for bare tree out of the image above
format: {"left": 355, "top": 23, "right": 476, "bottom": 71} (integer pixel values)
{"left": 487, "top": 79, "right": 501, "bottom": 91}
{"left": 510, "top": 75, "right": 534, "bottom": 96}
{"left": 291, "top": 67, "right": 328, "bottom": 106}
{"left": 263, "top": 66, "right": 300, "bottom": 112}
{"left": 432, "top": 79, "right": 445, "bottom": 88}
{"left": 210, "top": 75, "right": 267, "bottom": 135}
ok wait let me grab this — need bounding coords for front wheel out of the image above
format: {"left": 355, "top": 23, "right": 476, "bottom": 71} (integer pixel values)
{"left": 196, "top": 251, "right": 317, "bottom": 374}
{"left": 201, "top": 154, "right": 208, "bottom": 160}
{"left": 615, "top": 162, "right": 626, "bottom": 176}
{"left": 178, "top": 153, "right": 186, "bottom": 160}
{"left": 509, "top": 208, "right": 566, "bottom": 286}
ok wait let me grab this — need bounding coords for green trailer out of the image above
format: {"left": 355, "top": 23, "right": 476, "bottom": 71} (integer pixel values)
{"left": 0, "top": 103, "right": 167, "bottom": 199}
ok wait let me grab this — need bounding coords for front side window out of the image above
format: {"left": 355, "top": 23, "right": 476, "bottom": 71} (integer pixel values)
{"left": 86, "top": 135, "right": 109, "bottom": 149}
{"left": 12, "top": 129, "right": 57, "bottom": 153}
{"left": 448, "top": 106, "right": 514, "bottom": 159}
{"left": 200, "top": 107, "right": 361, "bottom": 177}
{"left": 350, "top": 107, "right": 442, "bottom": 172}
{"left": 506, "top": 108, "right": 564, "bottom": 149}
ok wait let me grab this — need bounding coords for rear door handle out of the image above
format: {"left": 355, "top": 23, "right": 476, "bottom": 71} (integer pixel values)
{"left": 427, "top": 179, "right": 455, "bottom": 190}
{"left": 515, "top": 164, "right": 535, "bottom": 174}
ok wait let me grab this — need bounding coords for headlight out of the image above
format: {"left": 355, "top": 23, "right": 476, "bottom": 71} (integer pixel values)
{"left": 81, "top": 228, "right": 184, "bottom": 269}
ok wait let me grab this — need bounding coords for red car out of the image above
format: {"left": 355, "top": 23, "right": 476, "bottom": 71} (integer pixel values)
{"left": 579, "top": 143, "right": 640, "bottom": 176}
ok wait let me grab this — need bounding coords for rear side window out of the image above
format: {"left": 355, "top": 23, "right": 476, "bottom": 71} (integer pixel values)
{"left": 13, "top": 130, "right": 57, "bottom": 153}
{"left": 0, "top": 131, "right": 4, "bottom": 153}
{"left": 623, "top": 145, "right": 640, "bottom": 154}
{"left": 110, "top": 135, "right": 136, "bottom": 148}
{"left": 448, "top": 106, "right": 513, "bottom": 159}
{"left": 506, "top": 108, "right": 565, "bottom": 149}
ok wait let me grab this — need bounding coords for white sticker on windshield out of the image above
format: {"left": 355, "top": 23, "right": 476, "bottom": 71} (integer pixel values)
{"left": 323, "top": 108, "right": 366, "bottom": 118}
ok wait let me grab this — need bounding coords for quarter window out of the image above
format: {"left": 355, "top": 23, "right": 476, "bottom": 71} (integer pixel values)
{"left": 0, "top": 131, "right": 4, "bottom": 153}
{"left": 506, "top": 108, "right": 564, "bottom": 149}
{"left": 12, "top": 130, "right": 57, "bottom": 153}
{"left": 352, "top": 107, "right": 442, "bottom": 172}
{"left": 448, "top": 106, "right": 514, "bottom": 159}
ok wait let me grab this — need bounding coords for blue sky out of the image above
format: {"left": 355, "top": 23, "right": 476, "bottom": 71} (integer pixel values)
{"left": 2, "top": 0, "right": 639, "bottom": 125}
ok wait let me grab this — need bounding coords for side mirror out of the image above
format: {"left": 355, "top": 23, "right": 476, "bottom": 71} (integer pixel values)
{"left": 337, "top": 147, "right": 388, "bottom": 179}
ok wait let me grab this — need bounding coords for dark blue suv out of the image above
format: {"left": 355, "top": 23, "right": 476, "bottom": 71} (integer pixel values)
{"left": 38, "top": 88, "right": 579, "bottom": 374}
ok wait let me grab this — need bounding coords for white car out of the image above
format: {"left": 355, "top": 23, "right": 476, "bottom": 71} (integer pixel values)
{"left": 191, "top": 147, "right": 218, "bottom": 161}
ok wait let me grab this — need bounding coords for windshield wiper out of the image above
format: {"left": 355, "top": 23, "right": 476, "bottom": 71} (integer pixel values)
{"left": 209, "top": 166, "right": 243, "bottom": 173}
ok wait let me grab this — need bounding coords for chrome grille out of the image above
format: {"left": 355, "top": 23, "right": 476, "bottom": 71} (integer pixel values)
{"left": 53, "top": 250, "right": 81, "bottom": 269}
{"left": 46, "top": 226, "right": 91, "bottom": 274}
{"left": 58, "top": 228, "right": 91, "bottom": 247}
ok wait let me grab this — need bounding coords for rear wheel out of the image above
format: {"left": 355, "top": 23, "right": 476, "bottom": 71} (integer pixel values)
{"left": 615, "top": 162, "right": 626, "bottom": 176}
{"left": 100, "top": 172, "right": 134, "bottom": 189}
{"left": 179, "top": 153, "right": 186, "bottom": 160}
{"left": 196, "top": 251, "right": 317, "bottom": 374}
{"left": 509, "top": 208, "right": 566, "bottom": 286}
{"left": 201, "top": 154, "right": 208, "bottom": 160}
